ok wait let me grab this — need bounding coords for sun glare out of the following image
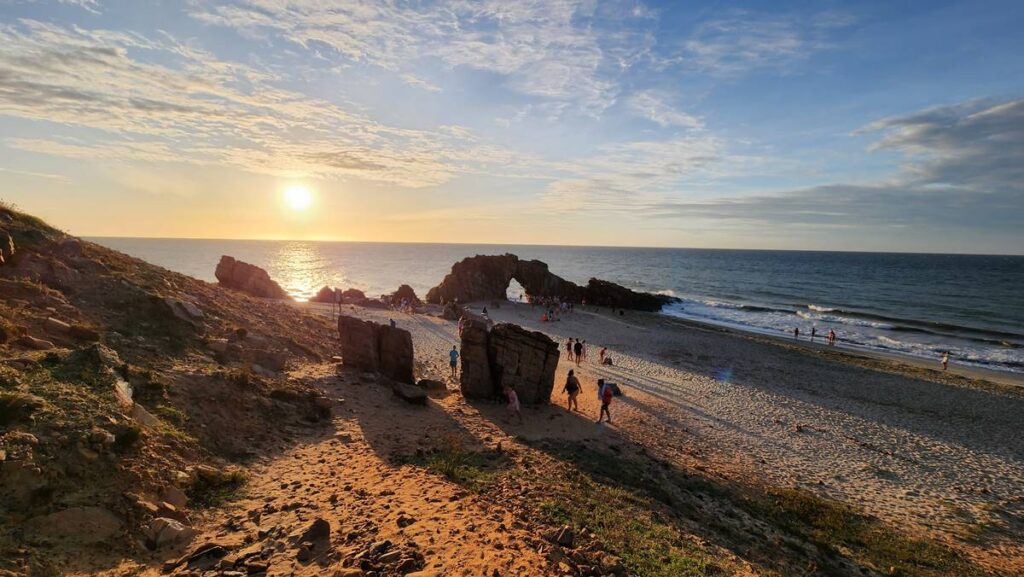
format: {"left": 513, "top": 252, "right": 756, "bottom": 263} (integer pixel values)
{"left": 284, "top": 186, "right": 312, "bottom": 211}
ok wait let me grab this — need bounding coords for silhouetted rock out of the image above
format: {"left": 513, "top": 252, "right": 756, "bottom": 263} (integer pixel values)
{"left": 426, "top": 254, "right": 677, "bottom": 312}
{"left": 310, "top": 286, "right": 337, "bottom": 303}
{"left": 214, "top": 256, "right": 291, "bottom": 300}
{"left": 459, "top": 321, "right": 559, "bottom": 404}
{"left": 337, "top": 315, "right": 415, "bottom": 384}
{"left": 392, "top": 382, "right": 427, "bottom": 405}
{"left": 389, "top": 284, "right": 421, "bottom": 305}
{"left": 340, "top": 288, "right": 367, "bottom": 303}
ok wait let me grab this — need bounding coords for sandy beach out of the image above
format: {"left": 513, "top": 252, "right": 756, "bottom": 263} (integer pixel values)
{"left": 309, "top": 300, "right": 1024, "bottom": 571}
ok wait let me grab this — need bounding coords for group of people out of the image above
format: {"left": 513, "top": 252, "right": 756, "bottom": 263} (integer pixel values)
{"left": 565, "top": 337, "right": 588, "bottom": 365}
{"left": 793, "top": 326, "right": 837, "bottom": 346}
{"left": 561, "top": 370, "right": 614, "bottom": 423}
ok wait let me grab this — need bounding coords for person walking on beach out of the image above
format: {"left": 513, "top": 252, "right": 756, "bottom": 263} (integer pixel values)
{"left": 597, "top": 380, "right": 613, "bottom": 424}
{"left": 449, "top": 345, "right": 459, "bottom": 379}
{"left": 810, "top": 326, "right": 817, "bottom": 341}
{"left": 941, "top": 351, "right": 950, "bottom": 371}
{"left": 565, "top": 338, "right": 573, "bottom": 360}
{"left": 828, "top": 329, "right": 836, "bottom": 346}
{"left": 562, "top": 369, "right": 581, "bottom": 412}
{"left": 599, "top": 347, "right": 607, "bottom": 364}
{"left": 573, "top": 339, "right": 583, "bottom": 366}
{"left": 389, "top": 318, "right": 396, "bottom": 328}
{"left": 503, "top": 384, "right": 523, "bottom": 425}
{"left": 793, "top": 327, "right": 800, "bottom": 340}
{"left": 581, "top": 340, "right": 588, "bottom": 361}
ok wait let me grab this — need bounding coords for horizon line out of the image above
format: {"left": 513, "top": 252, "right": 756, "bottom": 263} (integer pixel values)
{"left": 83, "top": 235, "right": 1024, "bottom": 258}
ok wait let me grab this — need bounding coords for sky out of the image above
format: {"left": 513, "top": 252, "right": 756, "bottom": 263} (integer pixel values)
{"left": 0, "top": 0, "right": 1022, "bottom": 254}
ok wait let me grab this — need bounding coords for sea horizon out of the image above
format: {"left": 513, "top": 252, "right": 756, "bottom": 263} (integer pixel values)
{"left": 90, "top": 237, "right": 1024, "bottom": 375}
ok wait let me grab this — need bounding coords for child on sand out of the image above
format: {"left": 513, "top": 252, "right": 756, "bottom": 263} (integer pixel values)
{"left": 562, "top": 369, "right": 581, "bottom": 412}
{"left": 597, "top": 380, "right": 613, "bottom": 424}
{"left": 942, "top": 351, "right": 950, "bottom": 371}
{"left": 449, "top": 345, "right": 459, "bottom": 379}
{"left": 503, "top": 384, "right": 523, "bottom": 424}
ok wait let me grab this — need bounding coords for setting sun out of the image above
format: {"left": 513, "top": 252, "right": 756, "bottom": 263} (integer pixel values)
{"left": 284, "top": 185, "right": 312, "bottom": 211}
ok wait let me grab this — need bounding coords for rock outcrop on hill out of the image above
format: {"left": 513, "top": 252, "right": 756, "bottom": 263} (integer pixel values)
{"left": 458, "top": 320, "right": 559, "bottom": 404}
{"left": 310, "top": 285, "right": 338, "bottom": 303}
{"left": 214, "top": 256, "right": 291, "bottom": 300}
{"left": 337, "top": 315, "right": 415, "bottom": 384}
{"left": 425, "top": 254, "right": 677, "bottom": 312}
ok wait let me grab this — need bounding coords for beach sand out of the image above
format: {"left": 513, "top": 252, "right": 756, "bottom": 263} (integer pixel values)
{"left": 313, "top": 300, "right": 1024, "bottom": 571}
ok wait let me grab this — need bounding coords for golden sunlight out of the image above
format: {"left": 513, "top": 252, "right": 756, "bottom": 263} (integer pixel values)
{"left": 284, "top": 185, "right": 312, "bottom": 211}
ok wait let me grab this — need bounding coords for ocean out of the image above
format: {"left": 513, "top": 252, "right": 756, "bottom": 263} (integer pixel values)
{"left": 89, "top": 238, "right": 1024, "bottom": 374}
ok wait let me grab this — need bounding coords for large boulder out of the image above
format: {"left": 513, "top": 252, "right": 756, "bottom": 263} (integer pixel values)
{"left": 337, "top": 315, "right": 381, "bottom": 372}
{"left": 214, "top": 256, "right": 291, "bottom": 300}
{"left": 340, "top": 288, "right": 367, "bottom": 303}
{"left": 458, "top": 319, "right": 494, "bottom": 399}
{"left": 378, "top": 325, "right": 414, "bottom": 383}
{"left": 425, "top": 253, "right": 676, "bottom": 311}
{"left": 459, "top": 321, "right": 559, "bottom": 404}
{"left": 337, "top": 315, "right": 415, "bottom": 384}
{"left": 488, "top": 324, "right": 560, "bottom": 404}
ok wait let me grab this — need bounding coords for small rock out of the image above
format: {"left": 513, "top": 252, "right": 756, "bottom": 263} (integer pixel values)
{"left": 24, "top": 507, "right": 122, "bottom": 544}
{"left": 299, "top": 518, "right": 330, "bottom": 543}
{"left": 391, "top": 382, "right": 427, "bottom": 405}
{"left": 417, "top": 379, "right": 447, "bottom": 392}
{"left": 17, "top": 335, "right": 54, "bottom": 351}
{"left": 396, "top": 514, "right": 417, "bottom": 528}
{"left": 44, "top": 317, "right": 71, "bottom": 334}
{"left": 146, "top": 517, "right": 197, "bottom": 549}
{"left": 162, "top": 485, "right": 189, "bottom": 509}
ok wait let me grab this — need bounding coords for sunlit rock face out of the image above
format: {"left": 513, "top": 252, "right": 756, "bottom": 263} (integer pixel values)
{"left": 425, "top": 253, "right": 678, "bottom": 312}
{"left": 458, "top": 321, "right": 559, "bottom": 405}
{"left": 214, "top": 256, "right": 291, "bottom": 300}
{"left": 337, "top": 315, "right": 415, "bottom": 384}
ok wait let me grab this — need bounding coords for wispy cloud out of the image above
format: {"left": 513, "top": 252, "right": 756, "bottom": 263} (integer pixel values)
{"left": 681, "top": 10, "right": 854, "bottom": 76}
{"left": 0, "top": 19, "right": 512, "bottom": 187}
{"left": 626, "top": 90, "right": 703, "bottom": 128}
{"left": 647, "top": 98, "right": 1024, "bottom": 232}
{"left": 188, "top": 0, "right": 656, "bottom": 115}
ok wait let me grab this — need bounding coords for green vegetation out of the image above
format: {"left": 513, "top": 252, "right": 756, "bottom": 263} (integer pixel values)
{"left": 153, "top": 404, "right": 188, "bottom": 426}
{"left": 186, "top": 468, "right": 248, "bottom": 508}
{"left": 745, "top": 488, "right": 987, "bottom": 577}
{"left": 412, "top": 435, "right": 508, "bottom": 491}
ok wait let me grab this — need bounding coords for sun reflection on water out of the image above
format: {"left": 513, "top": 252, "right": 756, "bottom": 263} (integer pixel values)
{"left": 268, "top": 242, "right": 340, "bottom": 301}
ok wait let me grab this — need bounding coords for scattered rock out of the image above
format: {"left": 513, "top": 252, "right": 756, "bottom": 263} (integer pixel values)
{"left": 388, "top": 284, "right": 421, "bottom": 306}
{"left": 298, "top": 517, "right": 331, "bottom": 544}
{"left": 44, "top": 317, "right": 70, "bottom": 334}
{"left": 543, "top": 526, "right": 575, "bottom": 548}
{"left": 417, "top": 379, "right": 447, "bottom": 392}
{"left": 17, "top": 335, "right": 54, "bottom": 350}
{"left": 396, "top": 514, "right": 417, "bottom": 528}
{"left": 310, "top": 285, "right": 339, "bottom": 303}
{"left": 146, "top": 517, "right": 197, "bottom": 550}
{"left": 392, "top": 382, "right": 428, "bottom": 405}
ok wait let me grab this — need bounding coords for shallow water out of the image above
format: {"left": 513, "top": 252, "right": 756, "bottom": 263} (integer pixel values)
{"left": 90, "top": 238, "right": 1024, "bottom": 374}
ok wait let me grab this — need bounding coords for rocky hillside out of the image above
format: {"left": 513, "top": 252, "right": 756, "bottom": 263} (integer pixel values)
{"left": 0, "top": 206, "right": 336, "bottom": 575}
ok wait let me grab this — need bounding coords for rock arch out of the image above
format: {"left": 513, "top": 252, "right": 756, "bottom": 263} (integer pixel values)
{"left": 425, "top": 254, "right": 678, "bottom": 312}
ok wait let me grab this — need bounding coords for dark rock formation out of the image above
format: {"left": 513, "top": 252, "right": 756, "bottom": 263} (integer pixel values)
{"left": 459, "top": 321, "right": 559, "bottom": 405}
{"left": 389, "top": 284, "right": 421, "bottom": 305}
{"left": 310, "top": 286, "right": 337, "bottom": 303}
{"left": 341, "top": 288, "right": 367, "bottom": 303}
{"left": 392, "top": 382, "right": 427, "bottom": 405}
{"left": 337, "top": 315, "right": 415, "bottom": 384}
{"left": 426, "top": 254, "right": 677, "bottom": 312}
{"left": 214, "top": 256, "right": 290, "bottom": 300}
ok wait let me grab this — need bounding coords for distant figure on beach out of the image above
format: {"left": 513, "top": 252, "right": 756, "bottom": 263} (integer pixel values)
{"left": 941, "top": 351, "right": 949, "bottom": 371}
{"left": 828, "top": 329, "right": 836, "bottom": 346}
{"left": 562, "top": 369, "right": 581, "bottom": 412}
{"left": 503, "top": 384, "right": 523, "bottom": 424}
{"left": 573, "top": 339, "right": 583, "bottom": 365}
{"left": 597, "top": 380, "right": 613, "bottom": 424}
{"left": 458, "top": 316, "right": 466, "bottom": 336}
{"left": 449, "top": 345, "right": 459, "bottom": 378}
{"left": 810, "top": 326, "right": 817, "bottom": 341}
{"left": 793, "top": 327, "right": 800, "bottom": 340}
{"left": 599, "top": 346, "right": 607, "bottom": 364}
{"left": 389, "top": 318, "right": 396, "bottom": 328}
{"left": 581, "top": 340, "right": 588, "bottom": 360}
{"left": 565, "top": 338, "right": 573, "bottom": 360}
{"left": 482, "top": 306, "right": 488, "bottom": 316}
